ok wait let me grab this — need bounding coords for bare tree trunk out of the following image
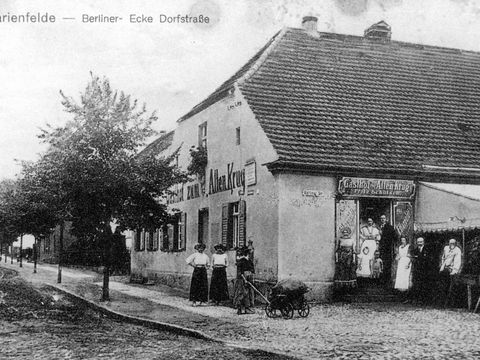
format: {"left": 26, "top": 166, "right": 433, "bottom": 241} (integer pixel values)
{"left": 19, "top": 235, "right": 23, "bottom": 268}
{"left": 101, "top": 225, "right": 112, "bottom": 301}
{"left": 57, "top": 222, "right": 64, "bottom": 283}
{"left": 10, "top": 245, "right": 13, "bottom": 264}
{"left": 33, "top": 236, "right": 38, "bottom": 274}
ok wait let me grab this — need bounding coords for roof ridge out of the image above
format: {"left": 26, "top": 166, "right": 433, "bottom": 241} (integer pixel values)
{"left": 237, "top": 27, "right": 288, "bottom": 86}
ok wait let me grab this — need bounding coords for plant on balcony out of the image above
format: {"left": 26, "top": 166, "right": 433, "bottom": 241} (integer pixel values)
{"left": 187, "top": 145, "right": 208, "bottom": 180}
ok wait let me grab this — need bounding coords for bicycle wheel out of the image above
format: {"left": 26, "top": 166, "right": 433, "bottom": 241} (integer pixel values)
{"left": 298, "top": 301, "right": 310, "bottom": 317}
{"left": 264, "top": 304, "right": 276, "bottom": 318}
{"left": 280, "top": 303, "right": 294, "bottom": 319}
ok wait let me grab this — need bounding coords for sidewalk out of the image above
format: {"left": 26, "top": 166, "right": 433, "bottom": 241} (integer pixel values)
{"left": 3, "top": 258, "right": 480, "bottom": 359}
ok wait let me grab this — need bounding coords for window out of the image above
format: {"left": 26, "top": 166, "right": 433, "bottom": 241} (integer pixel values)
{"left": 236, "top": 127, "right": 241, "bottom": 145}
{"left": 160, "top": 212, "right": 187, "bottom": 252}
{"left": 134, "top": 230, "right": 146, "bottom": 251}
{"left": 198, "top": 122, "right": 207, "bottom": 149}
{"left": 198, "top": 208, "right": 209, "bottom": 245}
{"left": 145, "top": 229, "right": 160, "bottom": 251}
{"left": 222, "top": 200, "right": 246, "bottom": 249}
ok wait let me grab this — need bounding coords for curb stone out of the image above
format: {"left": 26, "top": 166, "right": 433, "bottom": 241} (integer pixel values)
{"left": 48, "top": 284, "right": 305, "bottom": 360}
{"left": 48, "top": 284, "right": 220, "bottom": 342}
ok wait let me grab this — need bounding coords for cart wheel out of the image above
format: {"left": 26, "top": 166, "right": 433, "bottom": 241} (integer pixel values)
{"left": 298, "top": 301, "right": 310, "bottom": 317}
{"left": 280, "top": 303, "right": 294, "bottom": 319}
{"left": 265, "top": 304, "right": 276, "bottom": 318}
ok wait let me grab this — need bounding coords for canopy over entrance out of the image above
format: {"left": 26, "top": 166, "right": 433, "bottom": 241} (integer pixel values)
{"left": 415, "top": 182, "right": 480, "bottom": 233}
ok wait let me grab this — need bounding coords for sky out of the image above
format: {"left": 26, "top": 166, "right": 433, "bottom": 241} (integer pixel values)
{"left": 2, "top": 0, "right": 480, "bottom": 186}
{"left": 3, "top": 0, "right": 480, "bottom": 247}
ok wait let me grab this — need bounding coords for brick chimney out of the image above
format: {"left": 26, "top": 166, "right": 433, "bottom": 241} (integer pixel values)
{"left": 302, "top": 16, "right": 318, "bottom": 33}
{"left": 364, "top": 20, "right": 391, "bottom": 42}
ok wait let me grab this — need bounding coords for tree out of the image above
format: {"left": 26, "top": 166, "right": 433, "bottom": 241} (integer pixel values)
{"left": 37, "top": 74, "right": 186, "bottom": 300}
{"left": 0, "top": 179, "right": 21, "bottom": 260}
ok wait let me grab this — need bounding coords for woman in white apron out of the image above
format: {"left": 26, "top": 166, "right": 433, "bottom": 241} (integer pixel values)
{"left": 394, "top": 236, "right": 411, "bottom": 292}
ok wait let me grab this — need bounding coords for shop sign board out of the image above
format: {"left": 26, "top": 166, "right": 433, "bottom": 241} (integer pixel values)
{"left": 245, "top": 161, "right": 256, "bottom": 186}
{"left": 338, "top": 177, "right": 415, "bottom": 199}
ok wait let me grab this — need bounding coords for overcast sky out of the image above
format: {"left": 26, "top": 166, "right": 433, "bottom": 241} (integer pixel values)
{"left": 2, "top": 0, "right": 480, "bottom": 182}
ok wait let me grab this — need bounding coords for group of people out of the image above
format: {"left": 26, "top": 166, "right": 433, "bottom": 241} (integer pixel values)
{"left": 185, "top": 242, "right": 255, "bottom": 314}
{"left": 335, "top": 214, "right": 463, "bottom": 304}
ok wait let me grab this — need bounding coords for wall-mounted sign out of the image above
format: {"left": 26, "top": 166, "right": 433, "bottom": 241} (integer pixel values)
{"left": 338, "top": 177, "right": 415, "bottom": 199}
{"left": 245, "top": 161, "right": 256, "bottom": 186}
{"left": 209, "top": 162, "right": 245, "bottom": 195}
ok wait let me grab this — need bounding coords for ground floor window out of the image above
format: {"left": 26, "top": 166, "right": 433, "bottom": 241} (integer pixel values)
{"left": 134, "top": 230, "right": 145, "bottom": 251}
{"left": 198, "top": 208, "right": 209, "bottom": 245}
{"left": 161, "top": 212, "right": 187, "bottom": 252}
{"left": 222, "top": 200, "right": 246, "bottom": 249}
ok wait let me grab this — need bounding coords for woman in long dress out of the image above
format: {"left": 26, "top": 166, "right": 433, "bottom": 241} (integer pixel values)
{"left": 186, "top": 243, "right": 209, "bottom": 306}
{"left": 233, "top": 247, "right": 255, "bottom": 315}
{"left": 394, "top": 236, "right": 411, "bottom": 293}
{"left": 334, "top": 228, "right": 357, "bottom": 290}
{"left": 209, "top": 244, "right": 229, "bottom": 305}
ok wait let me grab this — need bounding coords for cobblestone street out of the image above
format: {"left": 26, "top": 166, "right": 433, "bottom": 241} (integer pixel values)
{"left": 2, "top": 261, "right": 480, "bottom": 359}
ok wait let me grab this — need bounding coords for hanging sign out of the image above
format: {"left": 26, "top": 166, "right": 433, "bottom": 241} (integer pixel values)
{"left": 338, "top": 177, "right": 415, "bottom": 199}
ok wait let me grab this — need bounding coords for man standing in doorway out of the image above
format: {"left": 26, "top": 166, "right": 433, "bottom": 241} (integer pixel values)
{"left": 378, "top": 214, "right": 397, "bottom": 286}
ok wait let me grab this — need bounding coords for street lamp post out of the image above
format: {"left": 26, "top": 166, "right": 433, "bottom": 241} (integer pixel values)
{"left": 101, "top": 220, "right": 118, "bottom": 302}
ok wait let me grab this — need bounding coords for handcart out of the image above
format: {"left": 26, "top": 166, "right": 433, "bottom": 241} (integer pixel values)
{"left": 242, "top": 276, "right": 310, "bottom": 319}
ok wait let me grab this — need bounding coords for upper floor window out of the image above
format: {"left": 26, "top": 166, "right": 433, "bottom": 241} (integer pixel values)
{"left": 198, "top": 122, "right": 207, "bottom": 149}
{"left": 236, "top": 127, "right": 241, "bottom": 145}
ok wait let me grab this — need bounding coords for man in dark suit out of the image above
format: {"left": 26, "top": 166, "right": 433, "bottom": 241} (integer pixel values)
{"left": 410, "top": 237, "right": 432, "bottom": 305}
{"left": 378, "top": 214, "right": 397, "bottom": 285}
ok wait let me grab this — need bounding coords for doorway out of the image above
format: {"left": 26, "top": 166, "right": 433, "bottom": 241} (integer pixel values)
{"left": 358, "top": 198, "right": 393, "bottom": 286}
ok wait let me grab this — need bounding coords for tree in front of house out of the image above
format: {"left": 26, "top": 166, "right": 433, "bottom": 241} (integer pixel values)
{"left": 35, "top": 74, "right": 186, "bottom": 300}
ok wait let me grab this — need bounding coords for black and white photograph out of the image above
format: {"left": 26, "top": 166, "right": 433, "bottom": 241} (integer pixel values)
{"left": 2, "top": 0, "right": 480, "bottom": 359}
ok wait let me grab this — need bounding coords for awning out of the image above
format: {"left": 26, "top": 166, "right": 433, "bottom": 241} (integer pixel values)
{"left": 415, "top": 182, "right": 480, "bottom": 233}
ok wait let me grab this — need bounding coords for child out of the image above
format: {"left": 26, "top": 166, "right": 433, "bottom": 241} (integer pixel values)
{"left": 371, "top": 251, "right": 383, "bottom": 280}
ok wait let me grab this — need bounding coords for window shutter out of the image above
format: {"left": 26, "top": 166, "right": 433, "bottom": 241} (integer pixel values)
{"left": 221, "top": 204, "right": 228, "bottom": 247}
{"left": 239, "top": 200, "right": 247, "bottom": 247}
{"left": 162, "top": 225, "right": 169, "bottom": 251}
{"left": 134, "top": 230, "right": 140, "bottom": 251}
{"left": 168, "top": 224, "right": 174, "bottom": 251}
{"left": 180, "top": 212, "right": 187, "bottom": 250}
{"left": 198, "top": 210, "right": 204, "bottom": 244}
{"left": 140, "top": 230, "right": 145, "bottom": 251}
{"left": 153, "top": 229, "right": 159, "bottom": 251}
{"left": 145, "top": 231, "right": 151, "bottom": 251}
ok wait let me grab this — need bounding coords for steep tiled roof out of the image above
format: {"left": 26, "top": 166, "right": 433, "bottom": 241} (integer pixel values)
{"left": 138, "top": 130, "right": 174, "bottom": 159}
{"left": 237, "top": 28, "right": 480, "bottom": 178}
{"left": 178, "top": 31, "right": 282, "bottom": 122}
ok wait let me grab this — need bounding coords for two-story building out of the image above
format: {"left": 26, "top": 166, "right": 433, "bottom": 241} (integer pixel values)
{"left": 131, "top": 17, "right": 480, "bottom": 301}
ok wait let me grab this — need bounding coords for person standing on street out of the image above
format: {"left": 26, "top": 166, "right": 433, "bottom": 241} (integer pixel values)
{"left": 378, "top": 214, "right": 397, "bottom": 286}
{"left": 233, "top": 247, "right": 255, "bottom": 315}
{"left": 357, "top": 218, "right": 379, "bottom": 279}
{"left": 439, "top": 239, "right": 462, "bottom": 304}
{"left": 186, "top": 243, "right": 209, "bottom": 306}
{"left": 394, "top": 236, "right": 411, "bottom": 301}
{"left": 410, "top": 237, "right": 432, "bottom": 305}
{"left": 209, "top": 244, "right": 229, "bottom": 305}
